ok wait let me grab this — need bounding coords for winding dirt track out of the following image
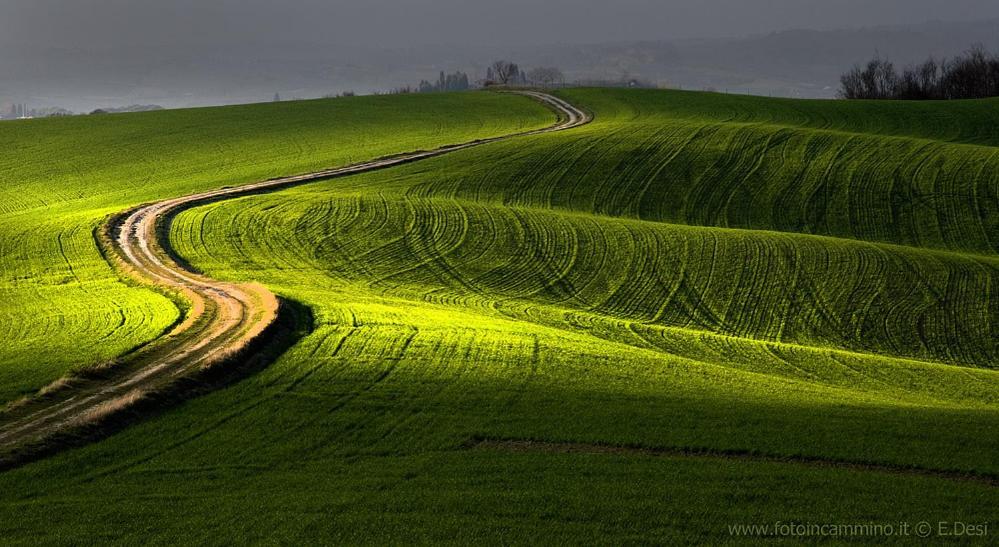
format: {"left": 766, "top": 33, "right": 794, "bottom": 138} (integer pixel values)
{"left": 0, "top": 91, "right": 590, "bottom": 464}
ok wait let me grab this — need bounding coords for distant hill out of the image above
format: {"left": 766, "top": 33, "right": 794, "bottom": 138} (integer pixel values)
{"left": 509, "top": 19, "right": 999, "bottom": 97}
{"left": 1, "top": 18, "right": 997, "bottom": 107}
{"left": 90, "top": 104, "right": 164, "bottom": 115}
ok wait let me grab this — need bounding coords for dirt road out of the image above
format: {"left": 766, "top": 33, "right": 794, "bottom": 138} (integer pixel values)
{"left": 0, "top": 91, "right": 590, "bottom": 466}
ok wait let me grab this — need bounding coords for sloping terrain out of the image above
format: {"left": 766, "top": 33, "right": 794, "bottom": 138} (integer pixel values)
{"left": 0, "top": 93, "right": 553, "bottom": 403}
{"left": 0, "top": 92, "right": 584, "bottom": 459}
{"left": 0, "top": 89, "right": 997, "bottom": 543}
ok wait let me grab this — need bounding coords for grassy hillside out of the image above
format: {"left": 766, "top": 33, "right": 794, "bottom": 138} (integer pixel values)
{"left": 0, "top": 93, "right": 553, "bottom": 402}
{"left": 0, "top": 89, "right": 997, "bottom": 543}
{"left": 409, "top": 89, "right": 999, "bottom": 254}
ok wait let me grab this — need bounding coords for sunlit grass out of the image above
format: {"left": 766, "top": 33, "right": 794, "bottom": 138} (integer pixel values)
{"left": 0, "top": 92, "right": 552, "bottom": 401}
{"left": 0, "top": 89, "right": 997, "bottom": 542}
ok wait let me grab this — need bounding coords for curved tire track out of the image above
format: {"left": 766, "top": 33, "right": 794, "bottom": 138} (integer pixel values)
{"left": 0, "top": 91, "right": 590, "bottom": 464}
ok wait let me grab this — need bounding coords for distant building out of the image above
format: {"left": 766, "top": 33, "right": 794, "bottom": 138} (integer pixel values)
{"left": 1, "top": 102, "right": 73, "bottom": 121}
{"left": 2, "top": 103, "right": 32, "bottom": 119}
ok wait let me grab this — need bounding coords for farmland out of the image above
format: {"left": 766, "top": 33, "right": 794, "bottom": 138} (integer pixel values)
{"left": 0, "top": 88, "right": 997, "bottom": 543}
{"left": 0, "top": 93, "right": 553, "bottom": 403}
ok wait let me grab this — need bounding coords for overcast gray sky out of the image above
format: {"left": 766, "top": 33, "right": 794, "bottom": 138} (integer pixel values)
{"left": 3, "top": 0, "right": 998, "bottom": 48}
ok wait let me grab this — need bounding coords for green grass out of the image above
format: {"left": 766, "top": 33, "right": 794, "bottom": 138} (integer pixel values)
{"left": 407, "top": 89, "right": 999, "bottom": 255}
{"left": 0, "top": 92, "right": 553, "bottom": 402}
{"left": 1, "top": 89, "right": 998, "bottom": 543}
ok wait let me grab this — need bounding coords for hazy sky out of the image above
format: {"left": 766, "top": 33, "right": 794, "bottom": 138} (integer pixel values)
{"left": 4, "top": 0, "right": 998, "bottom": 49}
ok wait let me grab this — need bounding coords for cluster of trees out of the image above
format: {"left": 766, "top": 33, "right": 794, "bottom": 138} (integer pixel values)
{"left": 325, "top": 91, "right": 355, "bottom": 98}
{"left": 485, "top": 61, "right": 565, "bottom": 87}
{"left": 486, "top": 60, "right": 525, "bottom": 85}
{"left": 840, "top": 45, "right": 999, "bottom": 100}
{"left": 418, "top": 71, "right": 471, "bottom": 93}
{"left": 393, "top": 61, "right": 566, "bottom": 95}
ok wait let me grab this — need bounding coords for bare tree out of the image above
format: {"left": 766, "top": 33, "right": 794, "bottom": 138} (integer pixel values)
{"left": 490, "top": 60, "right": 520, "bottom": 85}
{"left": 841, "top": 45, "right": 999, "bottom": 100}
{"left": 839, "top": 56, "right": 898, "bottom": 99}
{"left": 939, "top": 44, "right": 999, "bottom": 99}
{"left": 527, "top": 67, "right": 565, "bottom": 87}
{"left": 896, "top": 58, "right": 939, "bottom": 100}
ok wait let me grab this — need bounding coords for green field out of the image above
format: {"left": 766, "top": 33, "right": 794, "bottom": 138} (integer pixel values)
{"left": 0, "top": 92, "right": 552, "bottom": 403}
{"left": 1, "top": 89, "right": 997, "bottom": 543}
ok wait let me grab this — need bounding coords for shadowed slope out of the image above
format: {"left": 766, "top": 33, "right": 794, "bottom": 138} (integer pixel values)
{"left": 0, "top": 89, "right": 996, "bottom": 544}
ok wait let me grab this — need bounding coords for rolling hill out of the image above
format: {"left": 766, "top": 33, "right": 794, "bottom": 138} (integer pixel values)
{"left": 0, "top": 89, "right": 996, "bottom": 543}
{"left": 0, "top": 92, "right": 553, "bottom": 403}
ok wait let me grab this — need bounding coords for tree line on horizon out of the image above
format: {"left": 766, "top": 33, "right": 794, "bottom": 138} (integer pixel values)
{"left": 840, "top": 45, "right": 999, "bottom": 100}
{"left": 485, "top": 61, "right": 565, "bottom": 87}
{"left": 418, "top": 71, "right": 471, "bottom": 93}
{"left": 391, "top": 61, "right": 567, "bottom": 95}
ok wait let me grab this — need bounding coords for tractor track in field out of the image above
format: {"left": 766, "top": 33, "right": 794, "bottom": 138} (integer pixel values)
{"left": 472, "top": 439, "right": 999, "bottom": 487}
{"left": 0, "top": 91, "right": 590, "bottom": 468}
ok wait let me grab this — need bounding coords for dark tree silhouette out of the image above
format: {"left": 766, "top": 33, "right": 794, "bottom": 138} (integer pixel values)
{"left": 841, "top": 45, "right": 999, "bottom": 100}
{"left": 415, "top": 71, "right": 471, "bottom": 93}
{"left": 490, "top": 60, "right": 520, "bottom": 85}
